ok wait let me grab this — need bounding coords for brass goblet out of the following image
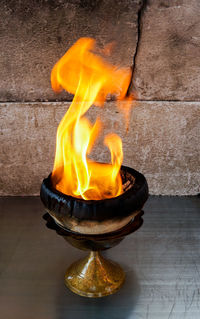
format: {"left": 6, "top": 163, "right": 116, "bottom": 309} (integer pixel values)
{"left": 41, "top": 166, "right": 148, "bottom": 297}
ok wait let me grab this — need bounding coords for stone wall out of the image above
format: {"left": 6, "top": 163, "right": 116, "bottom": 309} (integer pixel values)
{"left": 0, "top": 0, "right": 200, "bottom": 195}
{"left": 0, "top": 0, "right": 140, "bottom": 101}
{"left": 132, "top": 0, "right": 200, "bottom": 101}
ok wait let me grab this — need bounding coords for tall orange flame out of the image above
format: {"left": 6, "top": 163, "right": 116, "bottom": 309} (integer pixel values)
{"left": 51, "top": 38, "right": 132, "bottom": 200}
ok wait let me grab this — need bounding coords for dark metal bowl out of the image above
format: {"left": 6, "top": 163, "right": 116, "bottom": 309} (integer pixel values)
{"left": 40, "top": 165, "right": 148, "bottom": 234}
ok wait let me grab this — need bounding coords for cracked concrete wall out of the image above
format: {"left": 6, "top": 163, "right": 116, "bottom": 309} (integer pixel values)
{"left": 0, "top": 0, "right": 200, "bottom": 195}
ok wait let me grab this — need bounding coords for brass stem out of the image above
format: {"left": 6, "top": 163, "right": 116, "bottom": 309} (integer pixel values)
{"left": 65, "top": 250, "right": 125, "bottom": 297}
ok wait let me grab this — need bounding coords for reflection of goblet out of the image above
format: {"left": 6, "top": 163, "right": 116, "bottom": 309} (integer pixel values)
{"left": 41, "top": 166, "right": 148, "bottom": 297}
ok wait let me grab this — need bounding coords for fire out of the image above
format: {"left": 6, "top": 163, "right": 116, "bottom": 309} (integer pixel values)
{"left": 51, "top": 38, "right": 132, "bottom": 200}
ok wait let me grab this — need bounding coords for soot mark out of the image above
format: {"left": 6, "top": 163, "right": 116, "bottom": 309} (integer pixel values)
{"left": 79, "top": 0, "right": 102, "bottom": 11}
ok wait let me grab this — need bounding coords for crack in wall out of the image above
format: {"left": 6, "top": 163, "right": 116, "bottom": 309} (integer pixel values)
{"left": 126, "top": 0, "right": 147, "bottom": 97}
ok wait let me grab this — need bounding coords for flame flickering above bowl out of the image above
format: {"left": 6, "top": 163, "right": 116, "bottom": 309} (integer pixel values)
{"left": 40, "top": 37, "right": 149, "bottom": 233}
{"left": 50, "top": 37, "right": 133, "bottom": 201}
{"left": 40, "top": 37, "right": 149, "bottom": 298}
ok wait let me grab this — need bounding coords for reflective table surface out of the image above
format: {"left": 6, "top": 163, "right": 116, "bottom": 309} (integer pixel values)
{"left": 0, "top": 196, "right": 200, "bottom": 319}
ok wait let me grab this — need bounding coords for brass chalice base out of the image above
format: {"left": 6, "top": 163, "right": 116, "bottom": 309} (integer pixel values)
{"left": 43, "top": 210, "right": 144, "bottom": 298}
{"left": 65, "top": 251, "right": 125, "bottom": 297}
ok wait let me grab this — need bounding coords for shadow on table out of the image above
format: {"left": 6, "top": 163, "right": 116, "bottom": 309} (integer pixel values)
{"left": 55, "top": 265, "right": 140, "bottom": 319}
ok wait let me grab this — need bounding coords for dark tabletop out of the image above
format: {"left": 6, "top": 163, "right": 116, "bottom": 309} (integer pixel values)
{"left": 0, "top": 196, "right": 200, "bottom": 319}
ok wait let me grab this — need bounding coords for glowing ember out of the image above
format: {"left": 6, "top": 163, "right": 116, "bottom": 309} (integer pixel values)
{"left": 51, "top": 38, "right": 132, "bottom": 200}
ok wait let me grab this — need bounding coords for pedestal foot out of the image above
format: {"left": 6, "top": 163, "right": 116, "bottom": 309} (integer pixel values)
{"left": 65, "top": 251, "right": 125, "bottom": 297}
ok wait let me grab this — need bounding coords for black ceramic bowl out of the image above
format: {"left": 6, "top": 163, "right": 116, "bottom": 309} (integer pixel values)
{"left": 40, "top": 165, "right": 148, "bottom": 234}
